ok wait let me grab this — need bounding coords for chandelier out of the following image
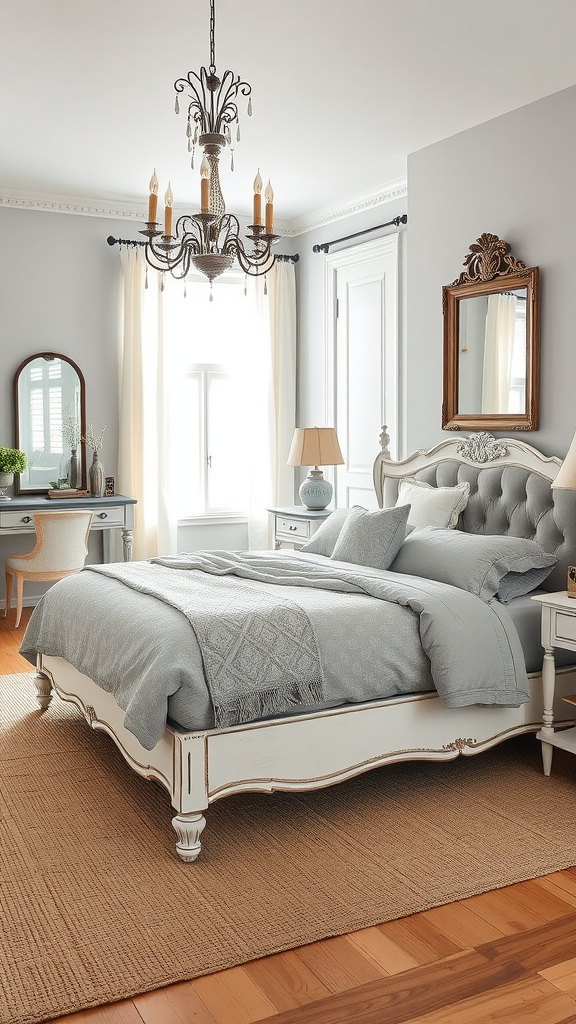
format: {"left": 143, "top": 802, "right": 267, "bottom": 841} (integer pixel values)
{"left": 140, "top": 0, "right": 279, "bottom": 284}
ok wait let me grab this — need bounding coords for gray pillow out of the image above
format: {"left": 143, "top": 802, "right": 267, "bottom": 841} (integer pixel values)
{"left": 299, "top": 508, "right": 350, "bottom": 557}
{"left": 390, "top": 526, "right": 557, "bottom": 603}
{"left": 330, "top": 504, "right": 410, "bottom": 570}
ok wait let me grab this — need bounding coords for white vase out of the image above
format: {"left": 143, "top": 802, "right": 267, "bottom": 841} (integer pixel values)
{"left": 0, "top": 471, "right": 14, "bottom": 502}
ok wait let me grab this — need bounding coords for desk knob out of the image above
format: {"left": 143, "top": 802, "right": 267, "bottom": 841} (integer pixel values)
{"left": 21, "top": 516, "right": 32, "bottom": 524}
{"left": 97, "top": 512, "right": 108, "bottom": 520}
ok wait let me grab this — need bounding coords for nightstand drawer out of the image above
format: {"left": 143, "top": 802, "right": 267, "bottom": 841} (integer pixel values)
{"left": 276, "top": 516, "right": 310, "bottom": 540}
{"left": 554, "top": 611, "right": 576, "bottom": 644}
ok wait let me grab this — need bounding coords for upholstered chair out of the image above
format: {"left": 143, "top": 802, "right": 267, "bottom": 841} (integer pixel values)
{"left": 4, "top": 510, "right": 93, "bottom": 628}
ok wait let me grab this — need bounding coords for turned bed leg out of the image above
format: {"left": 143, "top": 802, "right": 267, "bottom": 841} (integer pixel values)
{"left": 172, "top": 812, "right": 206, "bottom": 862}
{"left": 34, "top": 656, "right": 53, "bottom": 710}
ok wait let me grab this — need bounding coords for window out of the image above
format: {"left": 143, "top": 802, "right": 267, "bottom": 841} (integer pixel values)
{"left": 28, "top": 358, "right": 63, "bottom": 455}
{"left": 162, "top": 274, "right": 260, "bottom": 519}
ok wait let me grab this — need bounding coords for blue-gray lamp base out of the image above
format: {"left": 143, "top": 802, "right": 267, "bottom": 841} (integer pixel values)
{"left": 299, "top": 469, "right": 333, "bottom": 510}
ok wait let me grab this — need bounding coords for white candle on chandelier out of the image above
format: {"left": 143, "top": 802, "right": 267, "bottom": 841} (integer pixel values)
{"left": 200, "top": 156, "right": 211, "bottom": 213}
{"left": 265, "top": 180, "right": 274, "bottom": 234}
{"left": 148, "top": 170, "right": 159, "bottom": 223}
{"left": 253, "top": 169, "right": 263, "bottom": 226}
{"left": 164, "top": 183, "right": 173, "bottom": 236}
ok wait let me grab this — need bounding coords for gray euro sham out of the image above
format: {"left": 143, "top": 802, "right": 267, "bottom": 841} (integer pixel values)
{"left": 390, "top": 526, "right": 558, "bottom": 603}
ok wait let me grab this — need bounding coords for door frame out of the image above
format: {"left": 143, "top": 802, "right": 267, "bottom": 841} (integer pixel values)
{"left": 324, "top": 233, "right": 405, "bottom": 479}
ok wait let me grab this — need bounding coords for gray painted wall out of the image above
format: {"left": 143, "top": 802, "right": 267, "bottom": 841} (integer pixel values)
{"left": 0, "top": 206, "right": 122, "bottom": 474}
{"left": 0, "top": 206, "right": 250, "bottom": 604}
{"left": 407, "top": 84, "right": 576, "bottom": 459}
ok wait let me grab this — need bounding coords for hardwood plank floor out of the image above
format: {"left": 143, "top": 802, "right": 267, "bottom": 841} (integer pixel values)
{"left": 4, "top": 617, "right": 576, "bottom": 1024}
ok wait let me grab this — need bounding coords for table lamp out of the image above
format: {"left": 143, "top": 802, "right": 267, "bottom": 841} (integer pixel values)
{"left": 552, "top": 431, "right": 576, "bottom": 491}
{"left": 287, "top": 427, "right": 344, "bottom": 509}
{"left": 552, "top": 430, "right": 576, "bottom": 597}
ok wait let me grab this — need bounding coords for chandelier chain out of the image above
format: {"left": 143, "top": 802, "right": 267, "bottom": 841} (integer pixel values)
{"left": 209, "top": 0, "right": 216, "bottom": 73}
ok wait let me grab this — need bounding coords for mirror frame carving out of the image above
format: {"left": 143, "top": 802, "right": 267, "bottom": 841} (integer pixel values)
{"left": 442, "top": 233, "right": 540, "bottom": 431}
{"left": 13, "top": 351, "right": 87, "bottom": 494}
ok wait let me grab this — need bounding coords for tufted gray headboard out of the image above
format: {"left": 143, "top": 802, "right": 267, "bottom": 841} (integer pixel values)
{"left": 374, "top": 432, "right": 576, "bottom": 593}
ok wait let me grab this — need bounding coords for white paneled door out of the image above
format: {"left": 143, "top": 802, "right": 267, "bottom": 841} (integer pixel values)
{"left": 325, "top": 234, "right": 401, "bottom": 510}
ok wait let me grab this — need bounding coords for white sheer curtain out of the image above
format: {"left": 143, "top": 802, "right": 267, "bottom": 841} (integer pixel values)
{"left": 248, "top": 260, "right": 297, "bottom": 549}
{"left": 118, "top": 251, "right": 296, "bottom": 555}
{"left": 118, "top": 247, "right": 177, "bottom": 559}
{"left": 481, "top": 292, "right": 517, "bottom": 414}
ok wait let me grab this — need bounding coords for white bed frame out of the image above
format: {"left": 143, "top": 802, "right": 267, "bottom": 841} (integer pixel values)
{"left": 33, "top": 433, "right": 575, "bottom": 862}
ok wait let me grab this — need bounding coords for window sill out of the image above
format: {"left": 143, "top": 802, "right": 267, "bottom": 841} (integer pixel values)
{"left": 177, "top": 513, "right": 248, "bottom": 527}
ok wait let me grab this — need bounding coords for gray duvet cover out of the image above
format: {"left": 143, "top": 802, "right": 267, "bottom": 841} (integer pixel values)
{"left": 20, "top": 550, "right": 529, "bottom": 750}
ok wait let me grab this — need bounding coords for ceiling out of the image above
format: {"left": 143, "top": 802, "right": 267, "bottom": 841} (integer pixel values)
{"left": 2, "top": 0, "right": 576, "bottom": 229}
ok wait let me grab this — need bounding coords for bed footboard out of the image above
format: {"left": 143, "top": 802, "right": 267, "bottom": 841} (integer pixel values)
{"left": 36, "top": 655, "right": 576, "bottom": 862}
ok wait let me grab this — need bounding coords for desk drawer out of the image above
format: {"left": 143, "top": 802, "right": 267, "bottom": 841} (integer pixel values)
{"left": 0, "top": 505, "right": 125, "bottom": 530}
{"left": 88, "top": 506, "right": 126, "bottom": 527}
{"left": 554, "top": 611, "right": 576, "bottom": 644}
{"left": 0, "top": 510, "right": 37, "bottom": 529}
{"left": 275, "top": 516, "right": 310, "bottom": 540}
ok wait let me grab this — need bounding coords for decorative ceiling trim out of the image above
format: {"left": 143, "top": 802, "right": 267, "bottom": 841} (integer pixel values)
{"left": 0, "top": 177, "right": 407, "bottom": 236}
{"left": 282, "top": 178, "right": 408, "bottom": 237}
{"left": 0, "top": 189, "right": 146, "bottom": 220}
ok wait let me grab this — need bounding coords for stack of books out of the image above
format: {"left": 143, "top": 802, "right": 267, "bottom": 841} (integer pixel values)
{"left": 47, "top": 489, "right": 91, "bottom": 499}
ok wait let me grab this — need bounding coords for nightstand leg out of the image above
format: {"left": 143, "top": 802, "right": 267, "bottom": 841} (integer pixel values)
{"left": 540, "top": 645, "right": 556, "bottom": 776}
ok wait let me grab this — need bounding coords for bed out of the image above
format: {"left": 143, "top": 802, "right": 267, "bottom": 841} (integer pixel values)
{"left": 22, "top": 431, "right": 576, "bottom": 862}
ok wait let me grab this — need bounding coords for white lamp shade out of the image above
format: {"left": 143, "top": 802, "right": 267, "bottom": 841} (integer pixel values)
{"left": 552, "top": 431, "right": 576, "bottom": 489}
{"left": 287, "top": 427, "right": 344, "bottom": 468}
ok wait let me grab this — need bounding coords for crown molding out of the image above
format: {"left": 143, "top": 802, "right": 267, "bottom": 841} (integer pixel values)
{"left": 0, "top": 188, "right": 146, "bottom": 220}
{"left": 282, "top": 178, "right": 408, "bottom": 237}
{"left": 0, "top": 177, "right": 407, "bottom": 236}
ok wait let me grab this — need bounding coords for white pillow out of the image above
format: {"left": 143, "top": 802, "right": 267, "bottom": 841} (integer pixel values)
{"left": 394, "top": 478, "right": 470, "bottom": 530}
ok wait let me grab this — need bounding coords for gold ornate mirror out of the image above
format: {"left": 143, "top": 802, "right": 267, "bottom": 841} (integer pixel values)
{"left": 442, "top": 233, "right": 540, "bottom": 431}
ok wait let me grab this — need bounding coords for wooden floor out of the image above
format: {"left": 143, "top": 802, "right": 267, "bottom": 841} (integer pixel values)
{"left": 4, "top": 609, "right": 576, "bottom": 1024}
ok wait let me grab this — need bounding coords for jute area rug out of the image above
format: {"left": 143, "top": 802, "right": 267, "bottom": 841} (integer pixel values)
{"left": 2, "top": 673, "right": 576, "bottom": 1024}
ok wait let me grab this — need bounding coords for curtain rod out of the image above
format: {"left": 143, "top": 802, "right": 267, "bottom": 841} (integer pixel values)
{"left": 312, "top": 214, "right": 407, "bottom": 254}
{"left": 106, "top": 236, "right": 299, "bottom": 263}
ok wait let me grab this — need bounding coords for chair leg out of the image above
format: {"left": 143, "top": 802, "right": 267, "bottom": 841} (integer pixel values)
{"left": 4, "top": 569, "right": 13, "bottom": 618}
{"left": 14, "top": 575, "right": 24, "bottom": 629}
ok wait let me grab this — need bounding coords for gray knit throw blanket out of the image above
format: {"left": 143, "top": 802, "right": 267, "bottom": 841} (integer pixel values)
{"left": 87, "top": 554, "right": 324, "bottom": 728}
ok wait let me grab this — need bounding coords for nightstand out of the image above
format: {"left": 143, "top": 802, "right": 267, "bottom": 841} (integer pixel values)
{"left": 532, "top": 591, "right": 576, "bottom": 775}
{"left": 267, "top": 506, "right": 332, "bottom": 549}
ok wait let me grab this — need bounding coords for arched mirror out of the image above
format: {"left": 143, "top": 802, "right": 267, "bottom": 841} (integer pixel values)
{"left": 13, "top": 352, "right": 87, "bottom": 493}
{"left": 442, "top": 234, "right": 540, "bottom": 431}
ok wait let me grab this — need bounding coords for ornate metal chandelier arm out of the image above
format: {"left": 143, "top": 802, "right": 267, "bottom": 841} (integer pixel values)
{"left": 213, "top": 70, "right": 252, "bottom": 134}
{"left": 175, "top": 70, "right": 211, "bottom": 135}
{"left": 232, "top": 239, "right": 275, "bottom": 276}
{"left": 145, "top": 241, "right": 195, "bottom": 280}
{"left": 239, "top": 246, "right": 276, "bottom": 278}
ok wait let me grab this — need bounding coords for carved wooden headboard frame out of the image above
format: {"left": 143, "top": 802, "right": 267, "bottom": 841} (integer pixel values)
{"left": 373, "top": 428, "right": 561, "bottom": 509}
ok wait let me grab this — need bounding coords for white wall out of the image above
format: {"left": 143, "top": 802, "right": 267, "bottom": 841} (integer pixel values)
{"left": 407, "top": 84, "right": 576, "bottom": 459}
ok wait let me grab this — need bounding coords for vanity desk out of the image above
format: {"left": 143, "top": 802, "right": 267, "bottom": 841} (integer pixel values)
{"left": 0, "top": 494, "right": 137, "bottom": 562}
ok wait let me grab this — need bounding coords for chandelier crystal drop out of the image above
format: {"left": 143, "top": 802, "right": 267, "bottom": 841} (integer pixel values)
{"left": 140, "top": 0, "right": 279, "bottom": 283}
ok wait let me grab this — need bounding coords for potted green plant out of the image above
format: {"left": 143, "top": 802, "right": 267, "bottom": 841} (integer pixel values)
{"left": 0, "top": 446, "right": 27, "bottom": 502}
